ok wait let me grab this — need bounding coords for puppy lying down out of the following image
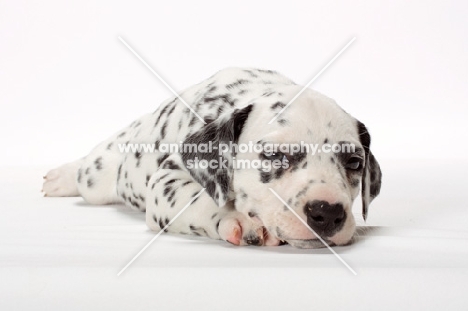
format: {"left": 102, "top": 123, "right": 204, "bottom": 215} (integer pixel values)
{"left": 43, "top": 68, "right": 382, "bottom": 248}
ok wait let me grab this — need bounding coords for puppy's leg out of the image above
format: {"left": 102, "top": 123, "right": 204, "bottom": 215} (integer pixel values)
{"left": 75, "top": 146, "right": 122, "bottom": 205}
{"left": 145, "top": 154, "right": 269, "bottom": 246}
{"left": 43, "top": 140, "right": 123, "bottom": 205}
{"left": 43, "top": 159, "right": 84, "bottom": 197}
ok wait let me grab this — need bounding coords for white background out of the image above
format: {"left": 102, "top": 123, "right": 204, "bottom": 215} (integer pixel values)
{"left": 2, "top": 1, "right": 468, "bottom": 310}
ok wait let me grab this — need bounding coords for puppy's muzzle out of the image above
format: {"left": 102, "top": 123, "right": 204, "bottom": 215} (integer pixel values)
{"left": 304, "top": 200, "right": 347, "bottom": 237}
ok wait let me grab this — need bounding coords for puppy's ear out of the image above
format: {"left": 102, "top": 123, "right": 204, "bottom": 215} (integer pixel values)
{"left": 356, "top": 121, "right": 382, "bottom": 221}
{"left": 181, "top": 104, "right": 254, "bottom": 207}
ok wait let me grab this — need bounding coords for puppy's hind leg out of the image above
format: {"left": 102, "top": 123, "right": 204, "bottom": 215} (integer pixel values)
{"left": 44, "top": 144, "right": 122, "bottom": 205}
{"left": 75, "top": 150, "right": 122, "bottom": 205}
{"left": 43, "top": 159, "right": 84, "bottom": 197}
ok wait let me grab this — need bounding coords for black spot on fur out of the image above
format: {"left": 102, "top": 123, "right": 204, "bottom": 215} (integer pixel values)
{"left": 284, "top": 152, "right": 307, "bottom": 173}
{"left": 248, "top": 210, "right": 258, "bottom": 218}
{"left": 239, "top": 189, "right": 248, "bottom": 199}
{"left": 166, "top": 104, "right": 176, "bottom": 118}
{"left": 203, "top": 94, "right": 236, "bottom": 107}
{"left": 226, "top": 79, "right": 250, "bottom": 89}
{"left": 257, "top": 69, "right": 276, "bottom": 74}
{"left": 350, "top": 178, "right": 360, "bottom": 187}
{"left": 164, "top": 179, "right": 177, "bottom": 187}
{"left": 167, "top": 190, "right": 176, "bottom": 203}
{"left": 189, "top": 225, "right": 208, "bottom": 237}
{"left": 132, "top": 200, "right": 140, "bottom": 210}
{"left": 215, "top": 219, "right": 221, "bottom": 234}
{"left": 160, "top": 121, "right": 168, "bottom": 139}
{"left": 157, "top": 154, "right": 170, "bottom": 167}
{"left": 296, "top": 185, "right": 309, "bottom": 198}
{"left": 77, "top": 169, "right": 82, "bottom": 183}
{"left": 270, "top": 101, "right": 286, "bottom": 110}
{"left": 243, "top": 69, "right": 258, "bottom": 78}
{"left": 159, "top": 102, "right": 170, "bottom": 116}
{"left": 191, "top": 196, "right": 200, "bottom": 204}
{"left": 260, "top": 171, "right": 272, "bottom": 183}
{"left": 180, "top": 181, "right": 192, "bottom": 187}
{"left": 155, "top": 173, "right": 169, "bottom": 183}
{"left": 162, "top": 160, "right": 180, "bottom": 170}
{"left": 135, "top": 152, "right": 142, "bottom": 167}
{"left": 164, "top": 217, "right": 170, "bottom": 232}
{"left": 163, "top": 186, "right": 172, "bottom": 197}
{"left": 87, "top": 179, "right": 94, "bottom": 188}
{"left": 190, "top": 190, "right": 201, "bottom": 204}
{"left": 274, "top": 167, "right": 287, "bottom": 179}
{"left": 189, "top": 116, "right": 198, "bottom": 127}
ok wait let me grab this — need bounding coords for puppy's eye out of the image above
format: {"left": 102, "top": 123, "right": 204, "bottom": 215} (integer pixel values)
{"left": 262, "top": 151, "right": 285, "bottom": 161}
{"left": 345, "top": 157, "right": 362, "bottom": 170}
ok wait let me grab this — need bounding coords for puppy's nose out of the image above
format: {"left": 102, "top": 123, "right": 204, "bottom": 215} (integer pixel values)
{"left": 304, "top": 200, "right": 346, "bottom": 237}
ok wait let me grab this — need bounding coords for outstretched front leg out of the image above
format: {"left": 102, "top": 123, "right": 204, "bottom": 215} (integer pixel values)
{"left": 146, "top": 154, "right": 280, "bottom": 246}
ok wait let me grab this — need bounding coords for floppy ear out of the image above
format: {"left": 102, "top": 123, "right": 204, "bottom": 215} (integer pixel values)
{"left": 181, "top": 104, "right": 254, "bottom": 207}
{"left": 356, "top": 121, "right": 382, "bottom": 221}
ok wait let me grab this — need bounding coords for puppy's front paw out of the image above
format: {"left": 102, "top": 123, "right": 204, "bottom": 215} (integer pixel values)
{"left": 218, "top": 212, "right": 279, "bottom": 246}
{"left": 42, "top": 161, "right": 81, "bottom": 197}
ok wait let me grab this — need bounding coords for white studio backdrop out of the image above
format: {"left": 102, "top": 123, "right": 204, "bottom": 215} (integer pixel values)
{"left": 1, "top": 0, "right": 468, "bottom": 167}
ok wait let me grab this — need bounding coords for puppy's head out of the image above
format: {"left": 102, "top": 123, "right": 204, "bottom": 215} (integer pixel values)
{"left": 182, "top": 86, "right": 382, "bottom": 248}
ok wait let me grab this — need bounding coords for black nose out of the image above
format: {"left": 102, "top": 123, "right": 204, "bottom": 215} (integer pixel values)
{"left": 304, "top": 200, "right": 346, "bottom": 237}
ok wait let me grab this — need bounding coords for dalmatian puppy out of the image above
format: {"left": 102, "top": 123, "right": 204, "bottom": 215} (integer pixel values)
{"left": 42, "top": 68, "right": 382, "bottom": 248}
